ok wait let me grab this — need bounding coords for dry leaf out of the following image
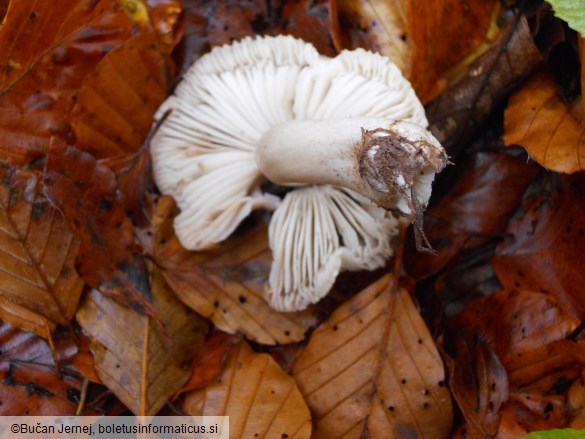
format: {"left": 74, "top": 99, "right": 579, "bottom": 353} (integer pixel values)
{"left": 151, "top": 196, "right": 316, "bottom": 345}
{"left": 43, "top": 144, "right": 154, "bottom": 316}
{"left": 335, "top": 0, "right": 497, "bottom": 103}
{"left": 0, "top": 0, "right": 134, "bottom": 165}
{"left": 70, "top": 32, "right": 171, "bottom": 159}
{"left": 427, "top": 16, "right": 543, "bottom": 155}
{"left": 76, "top": 268, "right": 207, "bottom": 416}
{"left": 504, "top": 71, "right": 585, "bottom": 173}
{"left": 0, "top": 321, "right": 81, "bottom": 415}
{"left": 448, "top": 337, "right": 509, "bottom": 438}
{"left": 143, "top": 0, "right": 182, "bottom": 51}
{"left": 292, "top": 274, "right": 453, "bottom": 439}
{"left": 174, "top": 330, "right": 238, "bottom": 398}
{"left": 334, "top": 0, "right": 411, "bottom": 74}
{"left": 0, "top": 162, "right": 83, "bottom": 329}
{"left": 183, "top": 341, "right": 311, "bottom": 439}
{"left": 494, "top": 177, "right": 585, "bottom": 319}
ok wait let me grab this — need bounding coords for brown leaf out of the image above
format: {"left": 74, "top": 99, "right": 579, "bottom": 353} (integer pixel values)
{"left": 494, "top": 177, "right": 585, "bottom": 319}
{"left": 0, "top": 162, "right": 83, "bottom": 328}
{"left": 144, "top": 0, "right": 182, "bottom": 51}
{"left": 407, "top": 0, "right": 498, "bottom": 103}
{"left": 405, "top": 151, "right": 538, "bottom": 281}
{"left": 70, "top": 32, "right": 171, "bottom": 159}
{"left": 174, "top": 330, "right": 238, "bottom": 398}
{"left": 0, "top": 321, "right": 81, "bottom": 415}
{"left": 292, "top": 275, "right": 453, "bottom": 439}
{"left": 448, "top": 338, "right": 508, "bottom": 438}
{"left": 76, "top": 268, "right": 207, "bottom": 416}
{"left": 427, "top": 16, "right": 543, "bottom": 155}
{"left": 43, "top": 144, "right": 154, "bottom": 316}
{"left": 504, "top": 71, "right": 585, "bottom": 173}
{"left": 334, "top": 0, "right": 411, "bottom": 75}
{"left": 152, "top": 196, "right": 316, "bottom": 345}
{"left": 177, "top": 0, "right": 336, "bottom": 75}
{"left": 183, "top": 341, "right": 312, "bottom": 439}
{"left": 0, "top": 0, "right": 134, "bottom": 165}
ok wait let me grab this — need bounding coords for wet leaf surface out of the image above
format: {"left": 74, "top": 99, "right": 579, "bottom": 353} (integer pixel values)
{"left": 76, "top": 269, "right": 207, "bottom": 416}
{"left": 292, "top": 275, "right": 453, "bottom": 439}
{"left": 0, "top": 0, "right": 134, "bottom": 165}
{"left": 183, "top": 340, "right": 312, "bottom": 439}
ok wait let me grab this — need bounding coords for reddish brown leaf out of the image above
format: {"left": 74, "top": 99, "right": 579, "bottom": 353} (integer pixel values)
{"left": 183, "top": 341, "right": 311, "bottom": 439}
{"left": 144, "top": 0, "right": 183, "bottom": 51}
{"left": 174, "top": 330, "right": 239, "bottom": 398}
{"left": 43, "top": 144, "right": 154, "bottom": 316}
{"left": 70, "top": 32, "right": 171, "bottom": 159}
{"left": 427, "top": 16, "right": 543, "bottom": 155}
{"left": 405, "top": 151, "right": 538, "bottom": 281}
{"left": 0, "top": 162, "right": 83, "bottom": 328}
{"left": 177, "top": 0, "right": 336, "bottom": 74}
{"left": 504, "top": 71, "right": 585, "bottom": 173}
{"left": 151, "top": 196, "right": 316, "bottom": 345}
{"left": 448, "top": 338, "right": 509, "bottom": 438}
{"left": 0, "top": 321, "right": 80, "bottom": 415}
{"left": 494, "top": 177, "right": 585, "bottom": 319}
{"left": 0, "top": 0, "right": 134, "bottom": 165}
{"left": 292, "top": 275, "right": 453, "bottom": 439}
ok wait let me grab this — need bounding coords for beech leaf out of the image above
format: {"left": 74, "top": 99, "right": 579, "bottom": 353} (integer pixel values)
{"left": 0, "top": 0, "right": 134, "bottom": 165}
{"left": 292, "top": 274, "right": 453, "bottom": 439}
{"left": 504, "top": 71, "right": 585, "bottom": 173}
{"left": 183, "top": 341, "right": 312, "bottom": 439}
{"left": 76, "top": 268, "right": 207, "bottom": 416}
{"left": 545, "top": 0, "right": 585, "bottom": 35}
{"left": 0, "top": 162, "right": 83, "bottom": 328}
{"left": 43, "top": 144, "right": 155, "bottom": 316}
{"left": 151, "top": 196, "right": 316, "bottom": 345}
{"left": 70, "top": 32, "right": 171, "bottom": 159}
{"left": 0, "top": 321, "right": 81, "bottom": 415}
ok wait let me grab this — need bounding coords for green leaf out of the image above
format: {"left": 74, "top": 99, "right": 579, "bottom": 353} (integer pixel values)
{"left": 522, "top": 429, "right": 585, "bottom": 439}
{"left": 546, "top": 0, "right": 585, "bottom": 35}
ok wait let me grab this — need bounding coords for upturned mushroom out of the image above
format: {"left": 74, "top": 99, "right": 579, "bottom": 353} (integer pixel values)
{"left": 151, "top": 35, "right": 448, "bottom": 311}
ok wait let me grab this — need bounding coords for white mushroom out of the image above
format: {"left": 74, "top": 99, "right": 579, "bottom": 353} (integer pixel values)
{"left": 151, "top": 35, "right": 448, "bottom": 311}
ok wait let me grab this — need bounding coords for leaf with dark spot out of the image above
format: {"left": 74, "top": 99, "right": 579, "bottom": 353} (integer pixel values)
{"left": 43, "top": 143, "right": 154, "bottom": 317}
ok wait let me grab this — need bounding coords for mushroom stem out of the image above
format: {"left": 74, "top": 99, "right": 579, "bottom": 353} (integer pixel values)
{"left": 256, "top": 117, "right": 448, "bottom": 213}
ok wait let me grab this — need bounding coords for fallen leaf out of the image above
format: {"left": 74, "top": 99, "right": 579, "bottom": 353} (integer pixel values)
{"left": 177, "top": 0, "right": 336, "bottom": 75}
{"left": 151, "top": 196, "right": 316, "bottom": 345}
{"left": 0, "top": 0, "right": 134, "bottom": 165}
{"left": 43, "top": 144, "right": 154, "bottom": 316}
{"left": 292, "top": 274, "right": 453, "bottom": 439}
{"left": 447, "top": 337, "right": 509, "bottom": 438}
{"left": 183, "top": 341, "right": 312, "bottom": 439}
{"left": 174, "top": 330, "right": 238, "bottom": 398}
{"left": 0, "top": 321, "right": 81, "bottom": 415}
{"left": 0, "top": 162, "right": 83, "bottom": 328}
{"left": 504, "top": 71, "right": 585, "bottom": 173}
{"left": 407, "top": 0, "right": 499, "bottom": 103}
{"left": 494, "top": 177, "right": 585, "bottom": 319}
{"left": 405, "top": 151, "right": 538, "bottom": 281}
{"left": 76, "top": 268, "right": 207, "bottom": 416}
{"left": 427, "top": 16, "right": 543, "bottom": 156}
{"left": 70, "top": 32, "right": 171, "bottom": 159}
{"left": 334, "top": 0, "right": 411, "bottom": 74}
{"left": 143, "top": 0, "right": 183, "bottom": 51}
{"left": 545, "top": 0, "right": 585, "bottom": 34}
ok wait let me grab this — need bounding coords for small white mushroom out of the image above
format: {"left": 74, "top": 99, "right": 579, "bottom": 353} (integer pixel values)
{"left": 151, "top": 35, "right": 448, "bottom": 311}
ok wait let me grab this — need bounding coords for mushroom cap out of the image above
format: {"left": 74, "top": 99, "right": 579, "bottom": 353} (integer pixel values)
{"left": 151, "top": 35, "right": 437, "bottom": 311}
